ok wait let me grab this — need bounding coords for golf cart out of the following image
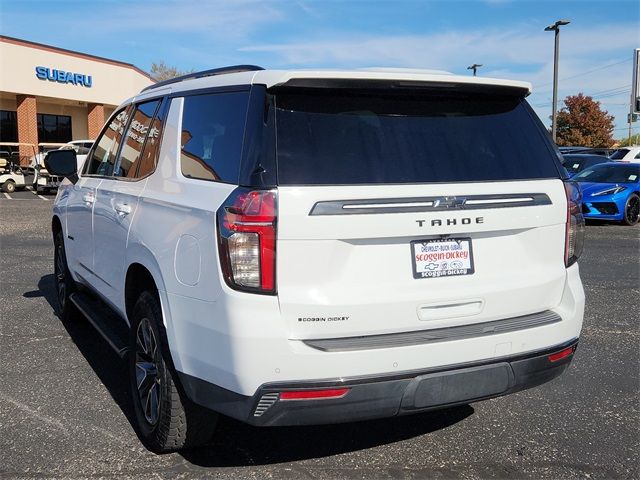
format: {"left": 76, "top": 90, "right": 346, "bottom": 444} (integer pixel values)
{"left": 0, "top": 142, "right": 32, "bottom": 193}
{"left": 32, "top": 143, "right": 66, "bottom": 193}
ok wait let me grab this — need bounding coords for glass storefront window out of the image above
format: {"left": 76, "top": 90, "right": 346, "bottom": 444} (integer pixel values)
{"left": 0, "top": 110, "right": 18, "bottom": 142}
{"left": 37, "top": 113, "right": 72, "bottom": 143}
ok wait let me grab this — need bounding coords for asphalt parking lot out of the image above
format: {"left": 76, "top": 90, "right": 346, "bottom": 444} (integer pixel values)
{"left": 1, "top": 197, "right": 638, "bottom": 479}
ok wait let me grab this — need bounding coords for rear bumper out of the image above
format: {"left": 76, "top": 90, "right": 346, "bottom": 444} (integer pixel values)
{"left": 179, "top": 339, "right": 578, "bottom": 427}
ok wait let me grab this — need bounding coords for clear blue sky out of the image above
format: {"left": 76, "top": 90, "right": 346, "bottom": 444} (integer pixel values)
{"left": 2, "top": 0, "right": 638, "bottom": 138}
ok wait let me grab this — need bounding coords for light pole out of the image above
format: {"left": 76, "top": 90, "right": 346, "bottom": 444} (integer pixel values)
{"left": 545, "top": 19, "right": 570, "bottom": 143}
{"left": 467, "top": 64, "right": 483, "bottom": 76}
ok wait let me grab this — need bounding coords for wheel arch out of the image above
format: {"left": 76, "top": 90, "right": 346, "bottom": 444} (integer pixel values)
{"left": 124, "top": 242, "right": 170, "bottom": 318}
{"left": 52, "top": 215, "right": 63, "bottom": 237}
{"left": 125, "top": 262, "right": 160, "bottom": 323}
{"left": 124, "top": 254, "right": 189, "bottom": 391}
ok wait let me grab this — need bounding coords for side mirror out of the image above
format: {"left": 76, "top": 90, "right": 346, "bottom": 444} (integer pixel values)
{"left": 44, "top": 149, "right": 78, "bottom": 184}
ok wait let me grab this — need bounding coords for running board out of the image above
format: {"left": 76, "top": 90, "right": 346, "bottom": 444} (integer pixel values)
{"left": 69, "top": 292, "right": 130, "bottom": 358}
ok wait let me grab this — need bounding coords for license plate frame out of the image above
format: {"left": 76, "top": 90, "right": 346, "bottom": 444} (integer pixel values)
{"left": 411, "top": 237, "right": 475, "bottom": 279}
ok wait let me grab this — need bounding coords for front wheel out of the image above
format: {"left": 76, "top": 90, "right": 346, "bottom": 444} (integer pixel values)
{"left": 622, "top": 194, "right": 640, "bottom": 226}
{"left": 128, "top": 291, "right": 217, "bottom": 453}
{"left": 53, "top": 230, "right": 79, "bottom": 321}
{"left": 2, "top": 180, "right": 15, "bottom": 193}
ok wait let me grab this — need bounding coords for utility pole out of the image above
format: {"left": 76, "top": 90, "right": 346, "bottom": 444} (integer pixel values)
{"left": 629, "top": 48, "right": 640, "bottom": 144}
{"left": 545, "top": 19, "right": 570, "bottom": 143}
{"left": 467, "top": 64, "right": 482, "bottom": 76}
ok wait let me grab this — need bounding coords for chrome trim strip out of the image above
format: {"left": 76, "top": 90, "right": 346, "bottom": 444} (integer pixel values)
{"left": 309, "top": 193, "right": 552, "bottom": 216}
{"left": 302, "top": 310, "right": 562, "bottom": 352}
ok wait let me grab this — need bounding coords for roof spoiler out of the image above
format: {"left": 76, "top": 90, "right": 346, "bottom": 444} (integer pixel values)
{"left": 141, "top": 65, "right": 264, "bottom": 92}
{"left": 269, "top": 78, "right": 530, "bottom": 97}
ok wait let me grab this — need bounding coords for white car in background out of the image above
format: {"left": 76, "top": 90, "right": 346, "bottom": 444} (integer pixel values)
{"left": 609, "top": 146, "right": 640, "bottom": 163}
{"left": 59, "top": 140, "right": 94, "bottom": 171}
{"left": 31, "top": 141, "right": 94, "bottom": 192}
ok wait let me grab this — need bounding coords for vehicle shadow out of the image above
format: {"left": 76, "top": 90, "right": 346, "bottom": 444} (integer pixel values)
{"left": 183, "top": 405, "right": 474, "bottom": 467}
{"left": 32, "top": 274, "right": 137, "bottom": 429}
{"left": 34, "top": 273, "right": 474, "bottom": 467}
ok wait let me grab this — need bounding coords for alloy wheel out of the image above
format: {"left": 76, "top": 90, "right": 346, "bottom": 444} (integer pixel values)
{"left": 135, "top": 318, "right": 162, "bottom": 426}
{"left": 55, "top": 242, "right": 67, "bottom": 310}
{"left": 626, "top": 196, "right": 640, "bottom": 225}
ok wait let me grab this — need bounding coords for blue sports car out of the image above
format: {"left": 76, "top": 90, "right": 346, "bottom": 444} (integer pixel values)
{"left": 573, "top": 162, "right": 640, "bottom": 226}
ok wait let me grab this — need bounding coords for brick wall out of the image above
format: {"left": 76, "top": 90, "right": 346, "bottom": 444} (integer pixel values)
{"left": 87, "top": 103, "right": 104, "bottom": 139}
{"left": 16, "top": 95, "right": 38, "bottom": 165}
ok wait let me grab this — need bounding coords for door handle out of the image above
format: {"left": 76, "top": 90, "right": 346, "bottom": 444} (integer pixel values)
{"left": 114, "top": 203, "right": 132, "bottom": 215}
{"left": 82, "top": 193, "right": 95, "bottom": 204}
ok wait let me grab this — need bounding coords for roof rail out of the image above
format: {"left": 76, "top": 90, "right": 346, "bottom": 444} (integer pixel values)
{"left": 141, "top": 65, "right": 264, "bottom": 92}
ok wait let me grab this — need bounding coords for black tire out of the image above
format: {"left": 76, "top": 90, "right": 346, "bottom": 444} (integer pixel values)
{"left": 622, "top": 194, "right": 640, "bottom": 226}
{"left": 53, "top": 230, "right": 80, "bottom": 321}
{"left": 128, "top": 291, "right": 218, "bottom": 453}
{"left": 2, "top": 180, "right": 15, "bottom": 194}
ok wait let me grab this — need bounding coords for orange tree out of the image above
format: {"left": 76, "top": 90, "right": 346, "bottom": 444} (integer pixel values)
{"left": 555, "top": 93, "right": 615, "bottom": 147}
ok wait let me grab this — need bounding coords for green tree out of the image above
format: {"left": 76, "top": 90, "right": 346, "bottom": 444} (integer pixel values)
{"left": 555, "top": 93, "right": 615, "bottom": 147}
{"left": 150, "top": 61, "right": 194, "bottom": 82}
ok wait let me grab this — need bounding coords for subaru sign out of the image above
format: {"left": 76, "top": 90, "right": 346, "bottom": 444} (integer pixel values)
{"left": 35, "top": 66, "right": 92, "bottom": 88}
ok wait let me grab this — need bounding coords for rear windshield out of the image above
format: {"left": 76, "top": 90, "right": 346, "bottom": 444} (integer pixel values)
{"left": 561, "top": 155, "right": 608, "bottom": 174}
{"left": 609, "top": 149, "right": 628, "bottom": 160}
{"left": 574, "top": 164, "right": 640, "bottom": 183}
{"left": 274, "top": 90, "right": 560, "bottom": 185}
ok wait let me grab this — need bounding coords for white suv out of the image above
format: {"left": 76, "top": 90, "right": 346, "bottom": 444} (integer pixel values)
{"left": 45, "top": 66, "right": 585, "bottom": 453}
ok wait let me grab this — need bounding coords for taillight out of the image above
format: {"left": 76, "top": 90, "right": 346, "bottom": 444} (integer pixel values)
{"left": 548, "top": 346, "right": 575, "bottom": 363}
{"left": 280, "top": 388, "right": 350, "bottom": 400}
{"left": 564, "top": 181, "right": 585, "bottom": 267}
{"left": 217, "top": 188, "right": 277, "bottom": 294}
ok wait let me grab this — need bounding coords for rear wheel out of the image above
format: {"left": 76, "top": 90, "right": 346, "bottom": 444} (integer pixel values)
{"left": 128, "top": 291, "right": 217, "bottom": 453}
{"left": 622, "top": 194, "right": 640, "bottom": 226}
{"left": 2, "top": 180, "right": 15, "bottom": 193}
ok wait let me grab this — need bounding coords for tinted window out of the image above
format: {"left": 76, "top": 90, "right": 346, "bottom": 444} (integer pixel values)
{"left": 85, "top": 107, "right": 130, "bottom": 175}
{"left": 275, "top": 91, "right": 560, "bottom": 185}
{"left": 574, "top": 164, "right": 640, "bottom": 183}
{"left": 562, "top": 154, "right": 609, "bottom": 174}
{"left": 137, "top": 100, "right": 167, "bottom": 178}
{"left": 180, "top": 91, "right": 250, "bottom": 182}
{"left": 114, "top": 100, "right": 160, "bottom": 178}
{"left": 562, "top": 157, "right": 584, "bottom": 175}
{"left": 0, "top": 110, "right": 18, "bottom": 142}
{"left": 37, "top": 114, "right": 72, "bottom": 143}
{"left": 609, "top": 149, "right": 629, "bottom": 160}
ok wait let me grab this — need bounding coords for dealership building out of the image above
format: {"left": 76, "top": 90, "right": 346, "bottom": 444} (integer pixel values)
{"left": 0, "top": 35, "right": 154, "bottom": 163}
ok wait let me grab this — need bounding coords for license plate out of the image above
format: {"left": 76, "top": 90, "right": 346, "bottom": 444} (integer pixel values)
{"left": 411, "top": 238, "right": 474, "bottom": 279}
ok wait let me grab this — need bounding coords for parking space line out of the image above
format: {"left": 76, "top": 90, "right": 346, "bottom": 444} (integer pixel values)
{"left": 25, "top": 186, "right": 49, "bottom": 201}
{"left": 3, "top": 192, "right": 11, "bottom": 199}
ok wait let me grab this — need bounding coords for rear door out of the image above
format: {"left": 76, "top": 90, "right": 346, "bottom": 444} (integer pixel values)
{"left": 92, "top": 99, "right": 165, "bottom": 309}
{"left": 272, "top": 87, "right": 568, "bottom": 340}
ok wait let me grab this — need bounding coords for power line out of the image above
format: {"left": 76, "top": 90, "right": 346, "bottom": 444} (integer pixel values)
{"left": 587, "top": 85, "right": 630, "bottom": 96}
{"left": 533, "top": 88, "right": 630, "bottom": 108}
{"left": 533, "top": 58, "right": 632, "bottom": 90}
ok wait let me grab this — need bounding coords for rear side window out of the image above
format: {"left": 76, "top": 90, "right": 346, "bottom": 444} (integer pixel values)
{"left": 274, "top": 91, "right": 560, "bottom": 185}
{"left": 137, "top": 100, "right": 168, "bottom": 178}
{"left": 115, "top": 99, "right": 161, "bottom": 178}
{"left": 85, "top": 107, "right": 130, "bottom": 176}
{"left": 180, "top": 91, "right": 250, "bottom": 183}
